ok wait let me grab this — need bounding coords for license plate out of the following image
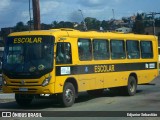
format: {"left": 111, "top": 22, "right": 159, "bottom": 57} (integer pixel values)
{"left": 19, "top": 88, "right": 28, "bottom": 92}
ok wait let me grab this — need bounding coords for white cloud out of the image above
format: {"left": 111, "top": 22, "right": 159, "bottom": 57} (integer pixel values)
{"left": 79, "top": 0, "right": 106, "bottom": 7}
{"left": 84, "top": 7, "right": 114, "bottom": 20}
{"left": 79, "top": 0, "right": 125, "bottom": 8}
{"left": 0, "top": 0, "right": 11, "bottom": 12}
{"left": 40, "top": 1, "right": 60, "bottom": 15}
{"left": 21, "top": 11, "right": 29, "bottom": 18}
{"left": 137, "top": 10, "right": 144, "bottom": 14}
{"left": 113, "top": 0, "right": 124, "bottom": 3}
{"left": 87, "top": 0, "right": 104, "bottom": 6}
{"left": 0, "top": 0, "right": 159, "bottom": 29}
{"left": 20, "top": 11, "right": 30, "bottom": 24}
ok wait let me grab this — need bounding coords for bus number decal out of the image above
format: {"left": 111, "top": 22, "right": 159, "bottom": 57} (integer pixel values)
{"left": 61, "top": 67, "right": 71, "bottom": 75}
{"left": 149, "top": 63, "right": 155, "bottom": 68}
{"left": 145, "top": 63, "right": 155, "bottom": 69}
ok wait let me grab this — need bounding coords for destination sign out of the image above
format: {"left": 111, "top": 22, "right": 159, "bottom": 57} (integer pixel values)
{"left": 13, "top": 37, "right": 42, "bottom": 44}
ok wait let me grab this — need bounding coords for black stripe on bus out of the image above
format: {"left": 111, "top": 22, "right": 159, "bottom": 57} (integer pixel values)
{"left": 56, "top": 62, "right": 157, "bottom": 76}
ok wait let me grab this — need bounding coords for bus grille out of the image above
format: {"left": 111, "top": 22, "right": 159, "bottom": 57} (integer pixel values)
{"left": 10, "top": 81, "right": 39, "bottom": 85}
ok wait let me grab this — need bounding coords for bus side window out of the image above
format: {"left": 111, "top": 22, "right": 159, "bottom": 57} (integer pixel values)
{"left": 78, "top": 38, "right": 92, "bottom": 61}
{"left": 111, "top": 40, "right": 126, "bottom": 59}
{"left": 140, "top": 41, "right": 153, "bottom": 59}
{"left": 93, "top": 39, "right": 110, "bottom": 60}
{"left": 126, "top": 40, "right": 140, "bottom": 59}
{"left": 56, "top": 42, "right": 72, "bottom": 64}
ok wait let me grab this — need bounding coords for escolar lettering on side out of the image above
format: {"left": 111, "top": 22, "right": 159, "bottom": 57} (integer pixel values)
{"left": 94, "top": 65, "right": 115, "bottom": 73}
{"left": 14, "top": 37, "right": 42, "bottom": 44}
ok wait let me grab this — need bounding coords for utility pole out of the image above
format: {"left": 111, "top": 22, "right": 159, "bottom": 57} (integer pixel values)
{"left": 147, "top": 12, "right": 160, "bottom": 35}
{"left": 78, "top": 9, "right": 87, "bottom": 31}
{"left": 32, "top": 0, "right": 41, "bottom": 30}
{"left": 112, "top": 9, "right": 115, "bottom": 20}
{"left": 29, "top": 0, "right": 32, "bottom": 30}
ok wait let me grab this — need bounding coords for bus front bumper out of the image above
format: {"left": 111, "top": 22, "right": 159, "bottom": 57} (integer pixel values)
{"left": 2, "top": 83, "right": 55, "bottom": 94}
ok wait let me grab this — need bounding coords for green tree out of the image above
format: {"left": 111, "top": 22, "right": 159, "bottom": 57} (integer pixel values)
{"left": 85, "top": 17, "right": 100, "bottom": 30}
{"left": 52, "top": 21, "right": 58, "bottom": 28}
{"left": 41, "top": 23, "right": 52, "bottom": 30}
{"left": 27, "top": 20, "right": 34, "bottom": 30}
{"left": 133, "top": 13, "right": 145, "bottom": 34}
{"left": 101, "top": 20, "right": 114, "bottom": 31}
{"left": 155, "top": 18, "right": 160, "bottom": 27}
{"left": 122, "top": 17, "right": 129, "bottom": 23}
{"left": 14, "top": 22, "right": 28, "bottom": 32}
{"left": 52, "top": 21, "right": 74, "bottom": 29}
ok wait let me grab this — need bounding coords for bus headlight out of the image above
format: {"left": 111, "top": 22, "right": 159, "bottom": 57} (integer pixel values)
{"left": 2, "top": 77, "right": 7, "bottom": 85}
{"left": 42, "top": 76, "right": 51, "bottom": 87}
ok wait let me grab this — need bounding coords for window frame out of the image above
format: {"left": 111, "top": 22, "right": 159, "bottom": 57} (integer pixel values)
{"left": 110, "top": 39, "right": 126, "bottom": 59}
{"left": 126, "top": 40, "right": 140, "bottom": 59}
{"left": 78, "top": 38, "right": 92, "bottom": 61}
{"left": 140, "top": 40, "right": 153, "bottom": 59}
{"left": 56, "top": 42, "right": 72, "bottom": 64}
{"left": 93, "top": 39, "right": 110, "bottom": 60}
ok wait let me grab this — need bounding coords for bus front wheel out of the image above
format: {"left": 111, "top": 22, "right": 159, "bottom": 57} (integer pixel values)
{"left": 15, "top": 94, "right": 33, "bottom": 107}
{"left": 58, "top": 82, "right": 76, "bottom": 107}
{"left": 125, "top": 76, "right": 137, "bottom": 96}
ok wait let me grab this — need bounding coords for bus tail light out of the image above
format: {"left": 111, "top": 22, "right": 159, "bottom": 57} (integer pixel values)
{"left": 42, "top": 76, "right": 51, "bottom": 87}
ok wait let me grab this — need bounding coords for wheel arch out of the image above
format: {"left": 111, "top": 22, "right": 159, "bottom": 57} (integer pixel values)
{"left": 129, "top": 72, "right": 138, "bottom": 84}
{"left": 64, "top": 77, "right": 78, "bottom": 98}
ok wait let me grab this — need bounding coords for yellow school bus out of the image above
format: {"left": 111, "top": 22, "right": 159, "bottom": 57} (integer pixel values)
{"left": 2, "top": 28, "right": 159, "bottom": 107}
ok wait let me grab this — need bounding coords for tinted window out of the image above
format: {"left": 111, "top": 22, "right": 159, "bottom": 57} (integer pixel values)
{"left": 78, "top": 38, "right": 92, "bottom": 61}
{"left": 3, "top": 36, "right": 54, "bottom": 78}
{"left": 126, "top": 40, "right": 140, "bottom": 59}
{"left": 93, "top": 39, "right": 109, "bottom": 60}
{"left": 56, "top": 42, "right": 72, "bottom": 64}
{"left": 111, "top": 40, "right": 125, "bottom": 59}
{"left": 7, "top": 46, "right": 23, "bottom": 64}
{"left": 141, "top": 41, "right": 153, "bottom": 58}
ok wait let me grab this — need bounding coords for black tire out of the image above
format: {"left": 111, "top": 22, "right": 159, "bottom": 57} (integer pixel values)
{"left": 87, "top": 89, "right": 104, "bottom": 96}
{"left": 58, "top": 82, "right": 76, "bottom": 107}
{"left": 125, "top": 76, "right": 137, "bottom": 96}
{"left": 15, "top": 94, "right": 33, "bottom": 107}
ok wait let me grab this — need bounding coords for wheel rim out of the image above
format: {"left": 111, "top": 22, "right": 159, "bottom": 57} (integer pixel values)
{"left": 129, "top": 80, "right": 135, "bottom": 93}
{"left": 65, "top": 88, "right": 74, "bottom": 103}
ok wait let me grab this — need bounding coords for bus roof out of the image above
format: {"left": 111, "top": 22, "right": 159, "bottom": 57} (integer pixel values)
{"left": 8, "top": 28, "right": 157, "bottom": 41}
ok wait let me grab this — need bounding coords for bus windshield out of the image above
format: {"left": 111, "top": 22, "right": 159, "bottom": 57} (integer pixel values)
{"left": 3, "top": 36, "right": 54, "bottom": 78}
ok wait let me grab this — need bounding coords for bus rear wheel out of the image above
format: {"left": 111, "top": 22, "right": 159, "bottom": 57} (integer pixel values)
{"left": 15, "top": 94, "right": 33, "bottom": 107}
{"left": 125, "top": 76, "right": 137, "bottom": 96}
{"left": 58, "top": 82, "right": 76, "bottom": 107}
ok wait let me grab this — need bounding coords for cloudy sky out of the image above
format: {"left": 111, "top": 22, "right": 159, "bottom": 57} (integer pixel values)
{"left": 0, "top": 0, "right": 160, "bottom": 29}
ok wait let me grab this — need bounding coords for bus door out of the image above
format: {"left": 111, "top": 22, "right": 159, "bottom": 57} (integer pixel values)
{"left": 55, "top": 42, "right": 72, "bottom": 90}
